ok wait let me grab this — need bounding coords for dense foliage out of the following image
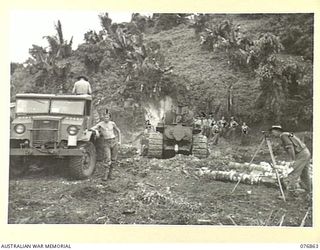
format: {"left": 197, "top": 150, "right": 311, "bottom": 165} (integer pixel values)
{"left": 192, "top": 14, "right": 313, "bottom": 128}
{"left": 152, "top": 14, "right": 190, "bottom": 32}
{"left": 268, "top": 14, "right": 314, "bottom": 61}
{"left": 10, "top": 13, "right": 313, "bottom": 131}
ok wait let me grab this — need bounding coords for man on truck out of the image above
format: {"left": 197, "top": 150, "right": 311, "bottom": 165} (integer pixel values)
{"left": 72, "top": 76, "right": 92, "bottom": 95}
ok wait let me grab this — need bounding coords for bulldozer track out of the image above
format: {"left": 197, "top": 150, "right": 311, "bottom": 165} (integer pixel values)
{"left": 192, "top": 134, "right": 208, "bottom": 159}
{"left": 146, "top": 132, "right": 163, "bottom": 158}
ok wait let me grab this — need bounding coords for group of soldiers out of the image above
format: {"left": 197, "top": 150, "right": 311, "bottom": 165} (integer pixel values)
{"left": 194, "top": 114, "right": 249, "bottom": 145}
{"left": 72, "top": 75, "right": 312, "bottom": 199}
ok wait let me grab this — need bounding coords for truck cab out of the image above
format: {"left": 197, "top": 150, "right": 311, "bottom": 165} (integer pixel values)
{"left": 10, "top": 93, "right": 97, "bottom": 179}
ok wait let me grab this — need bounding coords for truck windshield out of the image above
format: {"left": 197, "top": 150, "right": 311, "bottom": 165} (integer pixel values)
{"left": 50, "top": 100, "right": 85, "bottom": 115}
{"left": 16, "top": 99, "right": 50, "bottom": 114}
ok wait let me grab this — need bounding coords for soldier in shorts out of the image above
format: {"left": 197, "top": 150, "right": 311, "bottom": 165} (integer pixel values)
{"left": 91, "top": 109, "right": 121, "bottom": 181}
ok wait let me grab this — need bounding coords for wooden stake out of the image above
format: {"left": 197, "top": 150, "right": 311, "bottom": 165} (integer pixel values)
{"left": 231, "top": 137, "right": 265, "bottom": 194}
{"left": 231, "top": 177, "right": 242, "bottom": 194}
{"left": 300, "top": 207, "right": 311, "bottom": 227}
{"left": 279, "top": 214, "right": 285, "bottom": 226}
{"left": 265, "top": 210, "right": 274, "bottom": 226}
{"left": 266, "top": 138, "right": 286, "bottom": 202}
{"left": 227, "top": 215, "right": 237, "bottom": 226}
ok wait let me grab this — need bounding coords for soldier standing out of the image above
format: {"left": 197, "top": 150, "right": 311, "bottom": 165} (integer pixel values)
{"left": 228, "top": 116, "right": 239, "bottom": 141}
{"left": 91, "top": 109, "right": 121, "bottom": 181}
{"left": 198, "top": 114, "right": 205, "bottom": 134}
{"left": 211, "top": 121, "right": 221, "bottom": 145}
{"left": 240, "top": 122, "right": 250, "bottom": 145}
{"left": 202, "top": 114, "right": 210, "bottom": 138}
{"left": 194, "top": 116, "right": 202, "bottom": 129}
{"left": 269, "top": 125, "right": 311, "bottom": 196}
{"left": 207, "top": 113, "right": 214, "bottom": 139}
{"left": 218, "top": 116, "right": 228, "bottom": 137}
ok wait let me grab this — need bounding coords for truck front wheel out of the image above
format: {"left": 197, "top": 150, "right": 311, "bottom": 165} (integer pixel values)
{"left": 69, "top": 142, "right": 97, "bottom": 179}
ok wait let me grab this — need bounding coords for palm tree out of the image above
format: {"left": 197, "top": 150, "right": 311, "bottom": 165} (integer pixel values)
{"left": 28, "top": 20, "right": 73, "bottom": 93}
{"left": 44, "top": 20, "right": 73, "bottom": 62}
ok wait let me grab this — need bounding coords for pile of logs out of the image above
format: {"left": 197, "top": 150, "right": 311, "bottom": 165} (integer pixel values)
{"left": 196, "top": 161, "right": 296, "bottom": 185}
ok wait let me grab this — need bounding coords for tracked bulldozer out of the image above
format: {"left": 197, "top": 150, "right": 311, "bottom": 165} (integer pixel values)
{"left": 142, "top": 106, "right": 209, "bottom": 159}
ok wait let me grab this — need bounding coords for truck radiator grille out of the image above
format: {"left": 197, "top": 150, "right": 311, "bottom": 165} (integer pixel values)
{"left": 32, "top": 120, "right": 59, "bottom": 147}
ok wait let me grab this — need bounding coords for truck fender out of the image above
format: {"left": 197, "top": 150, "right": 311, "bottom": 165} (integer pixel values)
{"left": 79, "top": 130, "right": 96, "bottom": 142}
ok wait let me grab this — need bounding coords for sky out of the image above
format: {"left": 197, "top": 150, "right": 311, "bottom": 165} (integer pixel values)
{"left": 9, "top": 10, "right": 135, "bottom": 63}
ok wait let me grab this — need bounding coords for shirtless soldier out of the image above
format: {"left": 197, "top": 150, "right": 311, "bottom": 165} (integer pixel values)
{"left": 91, "top": 109, "right": 121, "bottom": 181}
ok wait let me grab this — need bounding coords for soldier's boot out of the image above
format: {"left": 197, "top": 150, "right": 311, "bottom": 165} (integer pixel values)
{"left": 279, "top": 178, "right": 288, "bottom": 191}
{"left": 102, "top": 162, "right": 111, "bottom": 181}
{"left": 285, "top": 182, "right": 306, "bottom": 198}
{"left": 107, "top": 164, "right": 114, "bottom": 180}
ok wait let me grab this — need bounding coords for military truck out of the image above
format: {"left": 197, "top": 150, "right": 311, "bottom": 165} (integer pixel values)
{"left": 10, "top": 93, "right": 98, "bottom": 179}
{"left": 142, "top": 106, "right": 209, "bottom": 158}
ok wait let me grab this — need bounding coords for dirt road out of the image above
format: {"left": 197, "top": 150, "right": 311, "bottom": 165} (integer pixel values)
{"left": 8, "top": 142, "right": 312, "bottom": 226}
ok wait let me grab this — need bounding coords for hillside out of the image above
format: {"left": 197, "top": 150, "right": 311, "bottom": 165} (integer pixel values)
{"left": 10, "top": 13, "right": 313, "bottom": 132}
{"left": 145, "top": 24, "right": 260, "bottom": 121}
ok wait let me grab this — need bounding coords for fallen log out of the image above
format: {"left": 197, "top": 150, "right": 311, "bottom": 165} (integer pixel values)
{"left": 228, "top": 161, "right": 293, "bottom": 177}
{"left": 199, "top": 169, "right": 262, "bottom": 185}
{"left": 197, "top": 169, "right": 282, "bottom": 187}
{"left": 197, "top": 160, "right": 296, "bottom": 187}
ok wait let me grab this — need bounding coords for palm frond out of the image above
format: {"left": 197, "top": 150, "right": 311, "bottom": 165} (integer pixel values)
{"left": 68, "top": 36, "right": 73, "bottom": 47}
{"left": 55, "top": 20, "right": 64, "bottom": 45}
{"left": 43, "top": 35, "right": 59, "bottom": 53}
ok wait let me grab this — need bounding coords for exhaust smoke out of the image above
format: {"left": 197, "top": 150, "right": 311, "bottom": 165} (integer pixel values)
{"left": 144, "top": 96, "right": 174, "bottom": 128}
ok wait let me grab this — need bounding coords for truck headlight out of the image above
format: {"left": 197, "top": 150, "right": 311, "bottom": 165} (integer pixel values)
{"left": 67, "top": 125, "right": 79, "bottom": 135}
{"left": 14, "top": 124, "right": 26, "bottom": 134}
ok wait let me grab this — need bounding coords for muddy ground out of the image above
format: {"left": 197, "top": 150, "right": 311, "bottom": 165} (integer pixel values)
{"left": 8, "top": 138, "right": 312, "bottom": 226}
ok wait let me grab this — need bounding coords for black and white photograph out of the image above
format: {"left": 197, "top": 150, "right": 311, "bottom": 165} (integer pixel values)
{"left": 8, "top": 11, "right": 314, "bottom": 228}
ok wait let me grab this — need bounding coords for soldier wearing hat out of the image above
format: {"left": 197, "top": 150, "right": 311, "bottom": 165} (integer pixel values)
{"left": 269, "top": 125, "right": 311, "bottom": 196}
{"left": 90, "top": 109, "right": 121, "bottom": 181}
{"left": 72, "top": 75, "right": 92, "bottom": 95}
